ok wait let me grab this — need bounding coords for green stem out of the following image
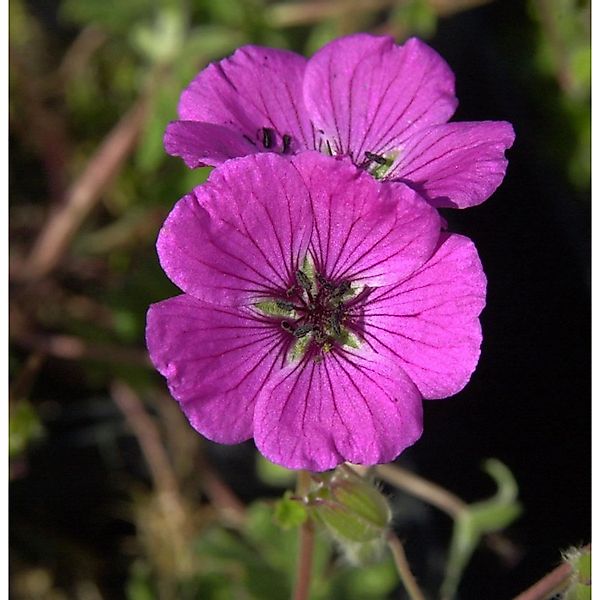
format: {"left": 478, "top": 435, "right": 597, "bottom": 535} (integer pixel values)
{"left": 376, "top": 464, "right": 466, "bottom": 518}
{"left": 386, "top": 531, "right": 426, "bottom": 600}
{"left": 291, "top": 471, "right": 315, "bottom": 600}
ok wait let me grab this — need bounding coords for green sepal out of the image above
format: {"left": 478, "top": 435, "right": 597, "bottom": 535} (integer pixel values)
{"left": 311, "top": 476, "right": 391, "bottom": 543}
{"left": 564, "top": 546, "right": 591, "bottom": 600}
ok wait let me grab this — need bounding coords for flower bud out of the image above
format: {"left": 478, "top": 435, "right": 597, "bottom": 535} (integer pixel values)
{"left": 312, "top": 473, "right": 391, "bottom": 543}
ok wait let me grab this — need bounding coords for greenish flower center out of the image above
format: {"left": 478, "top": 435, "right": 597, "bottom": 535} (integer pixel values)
{"left": 363, "top": 149, "right": 399, "bottom": 180}
{"left": 255, "top": 259, "right": 361, "bottom": 363}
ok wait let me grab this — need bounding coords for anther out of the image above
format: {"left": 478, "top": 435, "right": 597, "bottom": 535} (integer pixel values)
{"left": 282, "top": 134, "right": 292, "bottom": 154}
{"left": 296, "top": 270, "right": 312, "bottom": 291}
{"left": 365, "top": 151, "right": 387, "bottom": 165}
{"left": 262, "top": 127, "right": 275, "bottom": 149}
{"left": 294, "top": 324, "right": 314, "bottom": 338}
{"left": 332, "top": 280, "right": 351, "bottom": 297}
{"left": 330, "top": 307, "right": 343, "bottom": 337}
{"left": 281, "top": 321, "right": 294, "bottom": 333}
{"left": 276, "top": 300, "right": 296, "bottom": 311}
{"left": 316, "top": 273, "right": 334, "bottom": 290}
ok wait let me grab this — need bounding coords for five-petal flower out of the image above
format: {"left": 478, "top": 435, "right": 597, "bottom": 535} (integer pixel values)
{"left": 165, "top": 33, "right": 514, "bottom": 209}
{"left": 146, "top": 152, "right": 486, "bottom": 470}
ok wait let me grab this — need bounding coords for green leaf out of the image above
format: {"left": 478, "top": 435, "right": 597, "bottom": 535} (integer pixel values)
{"left": 273, "top": 492, "right": 308, "bottom": 530}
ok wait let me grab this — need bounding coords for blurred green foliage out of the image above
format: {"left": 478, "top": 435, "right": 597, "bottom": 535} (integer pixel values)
{"left": 9, "top": 401, "right": 44, "bottom": 459}
{"left": 126, "top": 501, "right": 397, "bottom": 600}
{"left": 527, "top": 0, "right": 590, "bottom": 188}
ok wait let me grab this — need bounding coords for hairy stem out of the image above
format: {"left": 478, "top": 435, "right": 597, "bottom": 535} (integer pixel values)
{"left": 292, "top": 471, "right": 315, "bottom": 600}
{"left": 386, "top": 531, "right": 426, "bottom": 600}
{"left": 513, "top": 546, "right": 590, "bottom": 600}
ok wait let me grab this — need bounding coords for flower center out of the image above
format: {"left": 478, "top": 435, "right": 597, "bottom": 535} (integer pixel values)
{"left": 361, "top": 150, "right": 399, "bottom": 179}
{"left": 255, "top": 260, "right": 362, "bottom": 363}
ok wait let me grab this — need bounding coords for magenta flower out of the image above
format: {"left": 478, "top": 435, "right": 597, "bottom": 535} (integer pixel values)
{"left": 146, "top": 152, "right": 486, "bottom": 471}
{"left": 165, "top": 33, "right": 514, "bottom": 209}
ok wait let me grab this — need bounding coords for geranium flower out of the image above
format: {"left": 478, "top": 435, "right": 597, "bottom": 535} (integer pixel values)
{"left": 165, "top": 33, "right": 514, "bottom": 209}
{"left": 146, "top": 152, "right": 486, "bottom": 471}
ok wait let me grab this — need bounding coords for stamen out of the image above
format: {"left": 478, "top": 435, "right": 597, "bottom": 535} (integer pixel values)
{"left": 281, "top": 321, "right": 294, "bottom": 333}
{"left": 330, "top": 313, "right": 342, "bottom": 338}
{"left": 294, "top": 324, "right": 314, "bottom": 338}
{"left": 331, "top": 280, "right": 351, "bottom": 298}
{"left": 276, "top": 300, "right": 297, "bottom": 311}
{"left": 263, "top": 261, "right": 362, "bottom": 362}
{"left": 262, "top": 127, "right": 275, "bottom": 149}
{"left": 365, "top": 151, "right": 387, "bottom": 165}
{"left": 282, "top": 134, "right": 292, "bottom": 154}
{"left": 316, "top": 273, "right": 334, "bottom": 290}
{"left": 296, "top": 270, "right": 312, "bottom": 292}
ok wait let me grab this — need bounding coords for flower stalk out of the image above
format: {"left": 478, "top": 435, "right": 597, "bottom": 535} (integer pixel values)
{"left": 292, "top": 471, "right": 315, "bottom": 600}
{"left": 386, "top": 531, "right": 426, "bottom": 600}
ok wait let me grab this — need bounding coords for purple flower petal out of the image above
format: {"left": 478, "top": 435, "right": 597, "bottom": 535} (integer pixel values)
{"left": 254, "top": 349, "right": 422, "bottom": 471}
{"left": 388, "top": 121, "right": 516, "bottom": 208}
{"left": 164, "top": 121, "right": 260, "bottom": 168}
{"left": 146, "top": 294, "right": 287, "bottom": 443}
{"left": 157, "top": 153, "right": 313, "bottom": 305}
{"left": 174, "top": 45, "right": 314, "bottom": 163}
{"left": 362, "top": 233, "right": 486, "bottom": 399}
{"left": 304, "top": 34, "right": 457, "bottom": 161}
{"left": 298, "top": 153, "right": 441, "bottom": 286}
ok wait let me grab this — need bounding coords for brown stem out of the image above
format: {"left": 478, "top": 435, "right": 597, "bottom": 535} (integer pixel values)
{"left": 267, "top": 0, "right": 393, "bottom": 27}
{"left": 386, "top": 531, "right": 426, "bottom": 600}
{"left": 376, "top": 463, "right": 521, "bottom": 566}
{"left": 13, "top": 331, "right": 150, "bottom": 366}
{"left": 292, "top": 471, "right": 315, "bottom": 600}
{"left": 111, "top": 381, "right": 180, "bottom": 497}
{"left": 22, "top": 97, "right": 149, "bottom": 280}
{"left": 512, "top": 561, "right": 573, "bottom": 600}
{"left": 512, "top": 545, "right": 590, "bottom": 600}
{"left": 9, "top": 351, "right": 46, "bottom": 403}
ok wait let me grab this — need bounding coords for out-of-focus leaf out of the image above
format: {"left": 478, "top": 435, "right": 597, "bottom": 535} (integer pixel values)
{"left": 130, "top": 8, "right": 185, "bottom": 65}
{"left": 273, "top": 491, "right": 308, "bottom": 529}
{"left": 392, "top": 0, "right": 437, "bottom": 38}
{"left": 329, "top": 557, "right": 397, "bottom": 599}
{"left": 440, "top": 459, "right": 521, "bottom": 600}
{"left": 61, "top": 0, "right": 161, "bottom": 34}
{"left": 256, "top": 455, "right": 296, "bottom": 487}
{"left": 126, "top": 561, "right": 155, "bottom": 600}
{"left": 304, "top": 21, "right": 341, "bottom": 56}
{"left": 9, "top": 401, "right": 44, "bottom": 458}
